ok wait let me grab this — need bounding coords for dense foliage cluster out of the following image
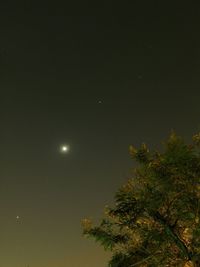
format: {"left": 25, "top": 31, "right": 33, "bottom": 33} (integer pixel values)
{"left": 82, "top": 132, "right": 200, "bottom": 267}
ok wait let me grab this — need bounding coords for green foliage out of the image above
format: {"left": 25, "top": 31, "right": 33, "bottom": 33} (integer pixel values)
{"left": 82, "top": 132, "right": 200, "bottom": 266}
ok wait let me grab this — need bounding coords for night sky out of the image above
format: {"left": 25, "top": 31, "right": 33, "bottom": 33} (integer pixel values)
{"left": 0, "top": 1, "right": 200, "bottom": 267}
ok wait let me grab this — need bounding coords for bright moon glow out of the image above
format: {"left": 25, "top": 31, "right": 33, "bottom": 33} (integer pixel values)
{"left": 60, "top": 145, "right": 70, "bottom": 153}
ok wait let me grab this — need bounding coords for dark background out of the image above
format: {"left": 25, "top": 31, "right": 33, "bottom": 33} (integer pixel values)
{"left": 0, "top": 1, "right": 200, "bottom": 267}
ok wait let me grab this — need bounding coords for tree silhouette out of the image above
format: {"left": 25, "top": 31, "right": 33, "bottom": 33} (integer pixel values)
{"left": 82, "top": 132, "right": 200, "bottom": 267}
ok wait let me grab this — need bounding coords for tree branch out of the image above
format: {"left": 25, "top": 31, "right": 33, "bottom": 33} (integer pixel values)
{"left": 152, "top": 211, "right": 191, "bottom": 260}
{"left": 130, "top": 253, "right": 158, "bottom": 267}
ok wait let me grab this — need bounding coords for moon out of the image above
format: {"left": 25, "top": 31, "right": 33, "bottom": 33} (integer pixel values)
{"left": 60, "top": 145, "right": 70, "bottom": 153}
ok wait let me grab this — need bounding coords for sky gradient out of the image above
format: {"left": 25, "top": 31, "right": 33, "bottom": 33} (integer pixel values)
{"left": 0, "top": 1, "right": 200, "bottom": 267}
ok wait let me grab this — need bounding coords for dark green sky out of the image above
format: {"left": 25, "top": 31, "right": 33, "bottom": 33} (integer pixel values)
{"left": 0, "top": 1, "right": 200, "bottom": 267}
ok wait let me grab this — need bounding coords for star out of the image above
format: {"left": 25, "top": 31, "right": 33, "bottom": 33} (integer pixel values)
{"left": 16, "top": 216, "right": 20, "bottom": 220}
{"left": 98, "top": 100, "right": 102, "bottom": 104}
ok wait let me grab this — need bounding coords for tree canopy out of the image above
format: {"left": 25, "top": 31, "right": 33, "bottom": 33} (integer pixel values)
{"left": 82, "top": 132, "right": 200, "bottom": 267}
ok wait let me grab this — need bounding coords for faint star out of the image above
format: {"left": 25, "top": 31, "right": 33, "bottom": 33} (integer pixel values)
{"left": 98, "top": 100, "right": 102, "bottom": 104}
{"left": 16, "top": 216, "right": 20, "bottom": 220}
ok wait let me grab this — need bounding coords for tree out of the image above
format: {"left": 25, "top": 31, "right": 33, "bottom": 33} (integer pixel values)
{"left": 82, "top": 132, "right": 200, "bottom": 267}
